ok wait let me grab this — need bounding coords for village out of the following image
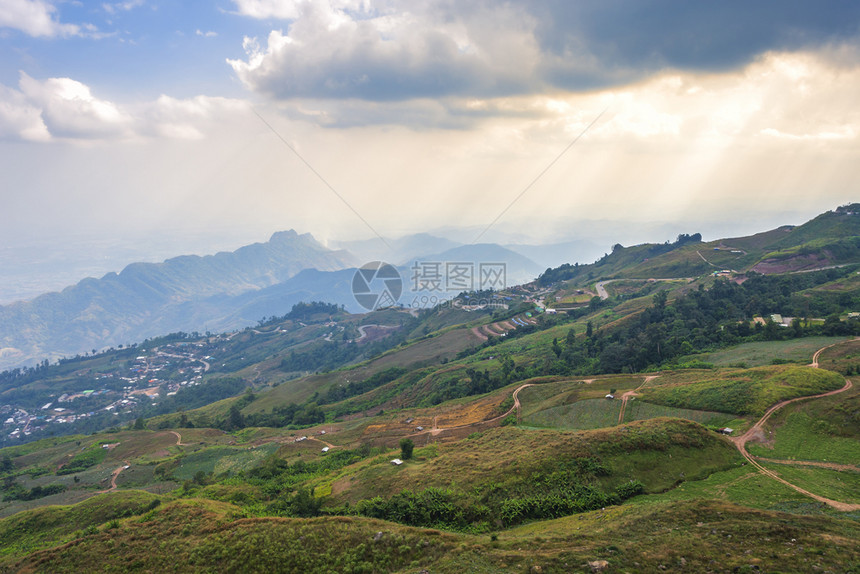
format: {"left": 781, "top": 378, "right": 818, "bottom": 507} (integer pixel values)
{"left": 0, "top": 341, "right": 213, "bottom": 443}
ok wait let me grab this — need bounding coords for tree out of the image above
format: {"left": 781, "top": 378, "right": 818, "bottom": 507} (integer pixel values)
{"left": 133, "top": 417, "right": 146, "bottom": 430}
{"left": 400, "top": 438, "right": 414, "bottom": 460}
{"left": 227, "top": 405, "right": 245, "bottom": 431}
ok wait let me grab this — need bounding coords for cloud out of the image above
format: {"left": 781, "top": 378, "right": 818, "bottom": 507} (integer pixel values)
{"left": 227, "top": 0, "right": 860, "bottom": 109}
{"left": 0, "top": 83, "right": 49, "bottom": 141}
{"left": 196, "top": 29, "right": 218, "bottom": 38}
{"left": 531, "top": 0, "right": 860, "bottom": 79}
{"left": 142, "top": 95, "right": 249, "bottom": 140}
{"left": 228, "top": 1, "right": 542, "bottom": 101}
{"left": 0, "top": 74, "right": 250, "bottom": 142}
{"left": 0, "top": 0, "right": 80, "bottom": 37}
{"left": 18, "top": 72, "right": 133, "bottom": 139}
{"left": 102, "top": 0, "right": 145, "bottom": 15}
{"left": 232, "top": 0, "right": 305, "bottom": 19}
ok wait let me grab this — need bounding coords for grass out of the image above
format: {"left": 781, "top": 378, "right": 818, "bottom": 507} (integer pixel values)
{"left": 746, "top": 380, "right": 860, "bottom": 465}
{"left": 631, "top": 464, "right": 820, "bottom": 511}
{"left": 326, "top": 419, "right": 740, "bottom": 507}
{"left": 621, "top": 399, "right": 737, "bottom": 427}
{"left": 7, "top": 501, "right": 457, "bottom": 574}
{"left": 516, "top": 376, "right": 644, "bottom": 420}
{"left": 747, "top": 411, "right": 860, "bottom": 465}
{"left": 689, "top": 336, "right": 850, "bottom": 368}
{"left": 523, "top": 398, "right": 622, "bottom": 430}
{"left": 244, "top": 327, "right": 481, "bottom": 416}
{"left": 173, "top": 443, "right": 281, "bottom": 480}
{"left": 0, "top": 490, "right": 162, "bottom": 565}
{"left": 760, "top": 462, "right": 860, "bottom": 505}
{"left": 640, "top": 365, "right": 845, "bottom": 416}
{"left": 818, "top": 337, "right": 860, "bottom": 374}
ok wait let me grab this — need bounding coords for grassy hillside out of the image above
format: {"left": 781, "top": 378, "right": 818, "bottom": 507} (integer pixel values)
{"left": 639, "top": 366, "right": 845, "bottom": 416}
{"left": 0, "top": 490, "right": 162, "bottom": 564}
{"left": 320, "top": 419, "right": 741, "bottom": 530}
{"left": 3, "top": 495, "right": 858, "bottom": 573}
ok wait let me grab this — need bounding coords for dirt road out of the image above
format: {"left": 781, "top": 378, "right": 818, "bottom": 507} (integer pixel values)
{"left": 731, "top": 343, "right": 859, "bottom": 511}
{"left": 617, "top": 375, "right": 659, "bottom": 424}
{"left": 168, "top": 431, "right": 188, "bottom": 446}
{"left": 409, "top": 382, "right": 535, "bottom": 438}
{"left": 98, "top": 461, "right": 130, "bottom": 494}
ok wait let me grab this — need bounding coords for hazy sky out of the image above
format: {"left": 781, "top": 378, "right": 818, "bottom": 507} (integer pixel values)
{"left": 1, "top": 0, "right": 859, "bottom": 254}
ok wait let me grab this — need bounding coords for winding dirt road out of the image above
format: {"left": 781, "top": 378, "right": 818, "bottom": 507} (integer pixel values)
{"left": 409, "top": 382, "right": 535, "bottom": 438}
{"left": 169, "top": 430, "right": 188, "bottom": 446}
{"left": 98, "top": 461, "right": 130, "bottom": 494}
{"left": 731, "top": 344, "right": 859, "bottom": 511}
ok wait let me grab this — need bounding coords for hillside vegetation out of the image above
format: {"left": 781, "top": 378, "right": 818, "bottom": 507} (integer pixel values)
{"left": 1, "top": 205, "right": 860, "bottom": 572}
{"left": 639, "top": 366, "right": 845, "bottom": 416}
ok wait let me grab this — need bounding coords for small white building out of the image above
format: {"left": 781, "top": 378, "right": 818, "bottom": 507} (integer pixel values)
{"left": 390, "top": 458, "right": 403, "bottom": 466}
{"left": 605, "top": 394, "right": 615, "bottom": 400}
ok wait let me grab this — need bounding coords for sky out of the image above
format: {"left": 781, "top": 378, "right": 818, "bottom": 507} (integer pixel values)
{"left": 1, "top": 0, "right": 859, "bottom": 262}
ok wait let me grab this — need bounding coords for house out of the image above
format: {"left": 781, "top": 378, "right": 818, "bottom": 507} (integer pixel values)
{"left": 416, "top": 426, "right": 424, "bottom": 431}
{"left": 390, "top": 458, "right": 403, "bottom": 466}
{"left": 321, "top": 447, "right": 329, "bottom": 453}
{"left": 605, "top": 394, "right": 615, "bottom": 400}
{"left": 718, "top": 428, "right": 734, "bottom": 435}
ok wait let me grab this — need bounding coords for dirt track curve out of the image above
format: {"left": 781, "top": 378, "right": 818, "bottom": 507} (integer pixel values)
{"left": 169, "top": 431, "right": 188, "bottom": 446}
{"left": 732, "top": 342, "right": 859, "bottom": 511}
{"left": 98, "top": 461, "right": 130, "bottom": 494}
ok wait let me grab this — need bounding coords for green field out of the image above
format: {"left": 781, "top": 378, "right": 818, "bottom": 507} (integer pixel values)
{"left": 689, "top": 337, "right": 849, "bottom": 368}
{"left": 622, "top": 399, "right": 737, "bottom": 427}
{"left": 173, "top": 443, "right": 280, "bottom": 480}
{"left": 640, "top": 365, "right": 845, "bottom": 416}
{"left": 747, "top": 411, "right": 860, "bottom": 465}
{"left": 523, "top": 398, "right": 623, "bottom": 429}
{"left": 761, "top": 462, "right": 860, "bottom": 505}
{"left": 632, "top": 464, "right": 829, "bottom": 513}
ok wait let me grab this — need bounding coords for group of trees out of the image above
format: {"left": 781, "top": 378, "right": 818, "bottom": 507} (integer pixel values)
{"left": 278, "top": 322, "right": 414, "bottom": 375}
{"left": 547, "top": 269, "right": 860, "bottom": 375}
{"left": 256, "top": 301, "right": 342, "bottom": 328}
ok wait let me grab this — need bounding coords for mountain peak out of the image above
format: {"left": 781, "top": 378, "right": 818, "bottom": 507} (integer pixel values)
{"left": 269, "top": 230, "right": 301, "bottom": 243}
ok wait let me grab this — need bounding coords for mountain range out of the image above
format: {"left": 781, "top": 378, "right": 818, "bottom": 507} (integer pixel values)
{"left": 1, "top": 205, "right": 858, "bottom": 372}
{"left": 0, "top": 231, "right": 547, "bottom": 370}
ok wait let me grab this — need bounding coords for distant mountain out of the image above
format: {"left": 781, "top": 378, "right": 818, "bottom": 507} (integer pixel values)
{"left": 334, "top": 233, "right": 463, "bottom": 266}
{"left": 0, "top": 231, "right": 356, "bottom": 370}
{"left": 416, "top": 243, "right": 545, "bottom": 289}
{"left": 505, "top": 239, "right": 604, "bottom": 271}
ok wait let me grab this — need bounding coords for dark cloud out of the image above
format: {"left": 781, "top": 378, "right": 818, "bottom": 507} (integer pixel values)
{"left": 532, "top": 0, "right": 860, "bottom": 86}
{"left": 230, "top": 0, "right": 860, "bottom": 103}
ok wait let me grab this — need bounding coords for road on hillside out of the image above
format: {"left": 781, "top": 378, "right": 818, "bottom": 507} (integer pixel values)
{"left": 732, "top": 340, "right": 860, "bottom": 511}
{"left": 98, "top": 461, "right": 131, "bottom": 493}
{"left": 617, "top": 375, "right": 660, "bottom": 424}
{"left": 595, "top": 280, "right": 614, "bottom": 300}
